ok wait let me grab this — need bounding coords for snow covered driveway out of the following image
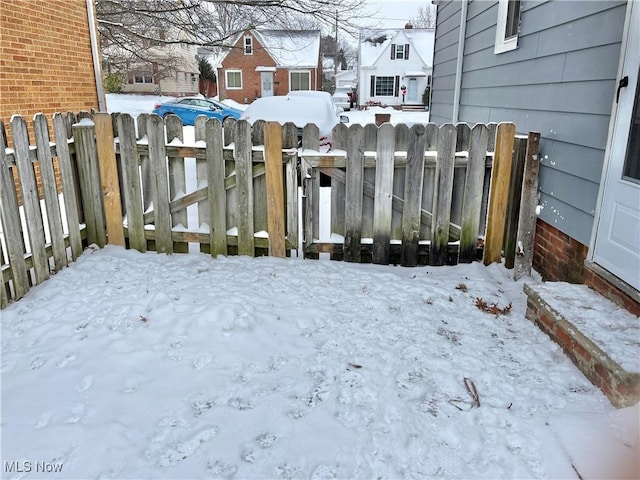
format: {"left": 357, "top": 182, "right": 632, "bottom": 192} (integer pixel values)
{"left": 1, "top": 247, "right": 636, "bottom": 479}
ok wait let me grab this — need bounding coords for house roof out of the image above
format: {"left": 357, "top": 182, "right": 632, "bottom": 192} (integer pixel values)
{"left": 359, "top": 28, "right": 435, "bottom": 68}
{"left": 210, "top": 29, "right": 320, "bottom": 69}
{"left": 253, "top": 30, "right": 320, "bottom": 68}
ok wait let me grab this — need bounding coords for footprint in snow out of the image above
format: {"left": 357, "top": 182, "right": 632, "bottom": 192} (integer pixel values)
{"left": 276, "top": 463, "right": 301, "bottom": 479}
{"left": 34, "top": 411, "right": 53, "bottom": 429}
{"left": 256, "top": 433, "right": 277, "bottom": 448}
{"left": 193, "top": 353, "right": 213, "bottom": 371}
{"left": 228, "top": 397, "right": 254, "bottom": 410}
{"left": 157, "top": 426, "right": 219, "bottom": 467}
{"left": 122, "top": 379, "right": 139, "bottom": 394}
{"left": 55, "top": 352, "right": 76, "bottom": 368}
{"left": 66, "top": 403, "right": 86, "bottom": 423}
{"left": 207, "top": 459, "right": 237, "bottom": 477}
{"left": 311, "top": 464, "right": 337, "bottom": 480}
{"left": 0, "top": 358, "right": 16, "bottom": 373}
{"left": 76, "top": 375, "right": 93, "bottom": 392}
{"left": 30, "top": 356, "right": 47, "bottom": 370}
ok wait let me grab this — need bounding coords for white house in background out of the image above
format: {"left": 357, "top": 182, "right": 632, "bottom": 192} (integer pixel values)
{"left": 103, "top": 29, "right": 200, "bottom": 97}
{"left": 357, "top": 25, "right": 435, "bottom": 107}
{"left": 335, "top": 69, "right": 357, "bottom": 90}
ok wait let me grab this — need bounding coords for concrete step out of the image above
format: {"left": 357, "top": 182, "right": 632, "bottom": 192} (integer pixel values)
{"left": 524, "top": 282, "right": 640, "bottom": 408}
{"left": 401, "top": 104, "right": 427, "bottom": 112}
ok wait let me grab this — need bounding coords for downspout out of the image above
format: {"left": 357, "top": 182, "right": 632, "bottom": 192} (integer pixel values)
{"left": 86, "top": 0, "right": 107, "bottom": 111}
{"left": 452, "top": 0, "right": 468, "bottom": 123}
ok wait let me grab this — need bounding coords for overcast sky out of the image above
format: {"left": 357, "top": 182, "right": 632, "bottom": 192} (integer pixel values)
{"left": 361, "top": 0, "right": 433, "bottom": 29}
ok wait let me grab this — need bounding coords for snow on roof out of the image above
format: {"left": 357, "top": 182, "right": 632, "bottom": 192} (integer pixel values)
{"left": 359, "top": 28, "right": 434, "bottom": 67}
{"left": 254, "top": 30, "right": 320, "bottom": 68}
{"left": 404, "top": 29, "right": 435, "bottom": 65}
{"left": 360, "top": 29, "right": 397, "bottom": 67}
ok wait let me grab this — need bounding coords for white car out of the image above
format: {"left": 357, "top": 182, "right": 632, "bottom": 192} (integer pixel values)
{"left": 286, "top": 90, "right": 344, "bottom": 115}
{"left": 332, "top": 91, "right": 351, "bottom": 111}
{"left": 239, "top": 94, "right": 349, "bottom": 149}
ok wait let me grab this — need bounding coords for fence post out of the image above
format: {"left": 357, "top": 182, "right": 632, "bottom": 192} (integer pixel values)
{"left": 459, "top": 124, "right": 489, "bottom": 263}
{"left": 0, "top": 123, "right": 30, "bottom": 300}
{"left": 73, "top": 118, "right": 107, "bottom": 247}
{"left": 344, "top": 124, "right": 365, "bottom": 263}
{"left": 264, "top": 122, "right": 286, "bottom": 258}
{"left": 514, "top": 132, "right": 541, "bottom": 280}
{"left": 503, "top": 135, "right": 528, "bottom": 268}
{"left": 430, "top": 123, "right": 457, "bottom": 266}
{"left": 53, "top": 113, "right": 83, "bottom": 260}
{"left": 283, "top": 122, "right": 298, "bottom": 251}
{"left": 94, "top": 113, "right": 125, "bottom": 247}
{"left": 234, "top": 120, "right": 255, "bottom": 256}
{"left": 372, "top": 123, "right": 395, "bottom": 265}
{"left": 483, "top": 122, "right": 515, "bottom": 265}
{"left": 147, "top": 114, "right": 173, "bottom": 254}
{"left": 206, "top": 118, "right": 227, "bottom": 257}
{"left": 11, "top": 116, "right": 50, "bottom": 282}
{"left": 117, "top": 114, "right": 146, "bottom": 253}
{"left": 401, "top": 124, "right": 427, "bottom": 267}
{"left": 33, "top": 114, "right": 68, "bottom": 270}
{"left": 167, "top": 114, "right": 188, "bottom": 253}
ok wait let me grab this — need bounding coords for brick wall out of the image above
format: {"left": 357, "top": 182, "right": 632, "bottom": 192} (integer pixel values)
{"left": 1, "top": 0, "right": 100, "bottom": 205}
{"left": 0, "top": 0, "right": 100, "bottom": 129}
{"left": 533, "top": 219, "right": 640, "bottom": 316}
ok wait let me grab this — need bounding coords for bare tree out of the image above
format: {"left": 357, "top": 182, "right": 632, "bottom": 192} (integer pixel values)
{"left": 98, "top": 0, "right": 368, "bottom": 61}
{"left": 411, "top": 4, "right": 437, "bottom": 29}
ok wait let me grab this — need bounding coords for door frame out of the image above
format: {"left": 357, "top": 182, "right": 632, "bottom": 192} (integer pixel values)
{"left": 588, "top": 0, "right": 639, "bottom": 294}
{"left": 260, "top": 72, "right": 274, "bottom": 97}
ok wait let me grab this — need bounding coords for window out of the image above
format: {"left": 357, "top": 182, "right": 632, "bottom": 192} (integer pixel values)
{"left": 390, "top": 43, "right": 410, "bottom": 60}
{"left": 191, "top": 73, "right": 197, "bottom": 82}
{"left": 225, "top": 70, "right": 242, "bottom": 89}
{"left": 374, "top": 76, "right": 395, "bottom": 97}
{"left": 495, "top": 0, "right": 521, "bottom": 54}
{"left": 244, "top": 36, "right": 253, "bottom": 55}
{"left": 289, "top": 71, "right": 311, "bottom": 91}
{"left": 134, "top": 73, "right": 153, "bottom": 84}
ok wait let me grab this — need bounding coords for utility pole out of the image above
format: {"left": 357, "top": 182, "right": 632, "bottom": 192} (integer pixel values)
{"left": 334, "top": 9, "right": 338, "bottom": 83}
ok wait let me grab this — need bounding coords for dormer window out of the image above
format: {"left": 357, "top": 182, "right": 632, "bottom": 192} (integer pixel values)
{"left": 390, "top": 43, "right": 410, "bottom": 60}
{"left": 244, "top": 36, "right": 253, "bottom": 55}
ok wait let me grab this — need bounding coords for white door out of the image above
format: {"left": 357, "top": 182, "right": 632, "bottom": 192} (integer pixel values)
{"left": 261, "top": 72, "right": 273, "bottom": 97}
{"left": 593, "top": 1, "right": 640, "bottom": 291}
{"left": 408, "top": 78, "right": 418, "bottom": 102}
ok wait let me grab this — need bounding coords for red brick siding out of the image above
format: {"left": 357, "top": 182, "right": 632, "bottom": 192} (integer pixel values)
{"left": 533, "top": 219, "right": 640, "bottom": 316}
{"left": 1, "top": 0, "right": 99, "bottom": 204}
{"left": 0, "top": 0, "right": 100, "bottom": 126}
{"left": 219, "top": 31, "right": 321, "bottom": 104}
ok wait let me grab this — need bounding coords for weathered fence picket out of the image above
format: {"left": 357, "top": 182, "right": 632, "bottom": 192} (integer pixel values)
{"left": 1, "top": 112, "right": 86, "bottom": 306}
{"left": 12, "top": 116, "right": 50, "bottom": 283}
{"left": 1, "top": 110, "right": 540, "bottom": 308}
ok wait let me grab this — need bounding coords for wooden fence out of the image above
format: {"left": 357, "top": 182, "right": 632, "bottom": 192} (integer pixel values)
{"left": 0, "top": 111, "right": 540, "bottom": 308}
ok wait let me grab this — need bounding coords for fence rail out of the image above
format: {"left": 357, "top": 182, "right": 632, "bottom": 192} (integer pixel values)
{"left": 1, "top": 111, "right": 540, "bottom": 308}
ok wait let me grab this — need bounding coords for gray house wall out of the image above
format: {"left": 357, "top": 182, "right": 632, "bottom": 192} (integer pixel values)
{"left": 430, "top": 0, "right": 626, "bottom": 245}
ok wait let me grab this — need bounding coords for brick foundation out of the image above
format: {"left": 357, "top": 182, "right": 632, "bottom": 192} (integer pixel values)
{"left": 533, "top": 219, "right": 640, "bottom": 316}
{"left": 524, "top": 283, "right": 640, "bottom": 408}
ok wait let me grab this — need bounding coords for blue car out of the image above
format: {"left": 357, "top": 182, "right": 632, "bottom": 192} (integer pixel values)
{"left": 152, "top": 97, "right": 242, "bottom": 125}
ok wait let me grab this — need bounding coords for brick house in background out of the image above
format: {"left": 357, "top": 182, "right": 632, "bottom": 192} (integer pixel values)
{"left": 0, "top": 0, "right": 104, "bottom": 126}
{"left": 210, "top": 29, "right": 322, "bottom": 105}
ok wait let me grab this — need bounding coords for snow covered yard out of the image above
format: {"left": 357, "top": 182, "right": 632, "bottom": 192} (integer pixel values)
{"left": 2, "top": 246, "right": 638, "bottom": 479}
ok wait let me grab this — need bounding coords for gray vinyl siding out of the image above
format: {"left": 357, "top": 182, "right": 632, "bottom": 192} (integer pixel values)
{"left": 430, "top": 0, "right": 627, "bottom": 244}
{"left": 430, "top": 1, "right": 462, "bottom": 124}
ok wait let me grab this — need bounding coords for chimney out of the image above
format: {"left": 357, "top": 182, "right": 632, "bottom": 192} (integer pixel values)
{"left": 405, "top": 21, "right": 414, "bottom": 29}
